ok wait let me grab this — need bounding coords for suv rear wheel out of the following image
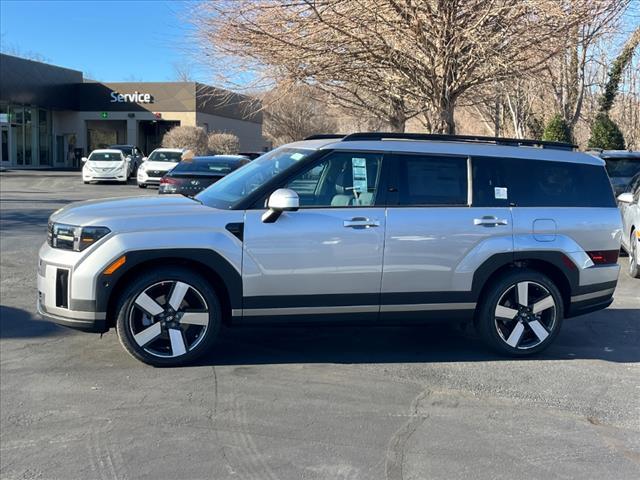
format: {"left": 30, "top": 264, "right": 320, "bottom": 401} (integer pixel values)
{"left": 115, "top": 267, "right": 221, "bottom": 367}
{"left": 476, "top": 270, "right": 563, "bottom": 356}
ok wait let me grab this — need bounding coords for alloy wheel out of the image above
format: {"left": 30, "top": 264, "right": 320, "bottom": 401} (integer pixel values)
{"left": 494, "top": 281, "right": 557, "bottom": 350}
{"left": 128, "top": 280, "right": 210, "bottom": 359}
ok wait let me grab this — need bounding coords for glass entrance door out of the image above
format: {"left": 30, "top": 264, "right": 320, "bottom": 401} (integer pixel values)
{"left": 1, "top": 125, "right": 9, "bottom": 165}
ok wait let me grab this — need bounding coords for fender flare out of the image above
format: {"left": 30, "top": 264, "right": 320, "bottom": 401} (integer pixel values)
{"left": 96, "top": 248, "right": 242, "bottom": 318}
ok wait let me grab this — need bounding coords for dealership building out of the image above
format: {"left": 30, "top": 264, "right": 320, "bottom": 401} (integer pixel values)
{"left": 0, "top": 54, "right": 264, "bottom": 168}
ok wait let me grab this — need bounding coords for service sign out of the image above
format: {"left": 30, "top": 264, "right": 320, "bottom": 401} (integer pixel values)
{"left": 110, "top": 91, "right": 153, "bottom": 104}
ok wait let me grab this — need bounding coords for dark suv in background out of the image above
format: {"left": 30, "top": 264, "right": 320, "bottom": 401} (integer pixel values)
{"left": 109, "top": 144, "right": 145, "bottom": 174}
{"left": 598, "top": 150, "right": 640, "bottom": 195}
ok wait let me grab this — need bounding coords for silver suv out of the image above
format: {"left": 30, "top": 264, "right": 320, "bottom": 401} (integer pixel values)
{"left": 38, "top": 133, "right": 622, "bottom": 366}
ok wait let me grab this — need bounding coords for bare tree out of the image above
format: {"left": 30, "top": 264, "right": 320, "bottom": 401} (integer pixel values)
{"left": 162, "top": 126, "right": 208, "bottom": 155}
{"left": 261, "top": 84, "right": 338, "bottom": 145}
{"left": 194, "top": 0, "right": 623, "bottom": 133}
{"left": 173, "top": 62, "right": 194, "bottom": 82}
{"left": 207, "top": 132, "right": 240, "bottom": 154}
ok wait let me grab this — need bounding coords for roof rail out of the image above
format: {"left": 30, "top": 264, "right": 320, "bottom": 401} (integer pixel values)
{"left": 303, "top": 134, "right": 346, "bottom": 140}
{"left": 340, "top": 132, "right": 577, "bottom": 151}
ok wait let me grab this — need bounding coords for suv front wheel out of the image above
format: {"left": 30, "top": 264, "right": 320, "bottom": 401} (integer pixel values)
{"left": 476, "top": 270, "right": 563, "bottom": 356}
{"left": 115, "top": 267, "right": 221, "bottom": 366}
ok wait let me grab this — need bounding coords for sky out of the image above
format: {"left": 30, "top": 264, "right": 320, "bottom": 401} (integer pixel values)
{"left": 0, "top": 0, "right": 207, "bottom": 83}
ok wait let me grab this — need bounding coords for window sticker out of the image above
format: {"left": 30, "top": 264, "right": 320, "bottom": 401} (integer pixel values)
{"left": 290, "top": 152, "right": 305, "bottom": 161}
{"left": 352, "top": 157, "right": 368, "bottom": 193}
{"left": 494, "top": 187, "right": 508, "bottom": 199}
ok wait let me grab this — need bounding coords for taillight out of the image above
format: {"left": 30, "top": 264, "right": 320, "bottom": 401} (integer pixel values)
{"left": 586, "top": 250, "right": 619, "bottom": 265}
{"left": 160, "top": 177, "right": 178, "bottom": 185}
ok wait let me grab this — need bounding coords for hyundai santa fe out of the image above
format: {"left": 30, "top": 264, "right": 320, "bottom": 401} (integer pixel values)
{"left": 38, "top": 133, "right": 622, "bottom": 366}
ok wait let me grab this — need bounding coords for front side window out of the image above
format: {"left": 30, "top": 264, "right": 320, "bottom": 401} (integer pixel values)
{"left": 393, "top": 154, "right": 468, "bottom": 206}
{"left": 196, "top": 147, "right": 315, "bottom": 209}
{"left": 286, "top": 151, "right": 382, "bottom": 207}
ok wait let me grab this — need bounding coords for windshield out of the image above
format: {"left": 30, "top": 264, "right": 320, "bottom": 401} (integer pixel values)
{"left": 604, "top": 157, "right": 640, "bottom": 178}
{"left": 88, "top": 152, "right": 122, "bottom": 161}
{"left": 196, "top": 147, "right": 314, "bottom": 209}
{"left": 173, "top": 158, "right": 248, "bottom": 174}
{"left": 149, "top": 151, "right": 183, "bottom": 162}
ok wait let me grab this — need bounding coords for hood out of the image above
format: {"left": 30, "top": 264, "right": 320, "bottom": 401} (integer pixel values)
{"left": 142, "top": 161, "right": 178, "bottom": 171}
{"left": 50, "top": 195, "right": 206, "bottom": 229}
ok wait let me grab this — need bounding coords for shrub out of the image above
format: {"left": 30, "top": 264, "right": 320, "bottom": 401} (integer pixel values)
{"left": 542, "top": 114, "right": 572, "bottom": 143}
{"left": 161, "top": 126, "right": 208, "bottom": 155}
{"left": 588, "top": 113, "right": 626, "bottom": 150}
{"left": 207, "top": 132, "right": 240, "bottom": 155}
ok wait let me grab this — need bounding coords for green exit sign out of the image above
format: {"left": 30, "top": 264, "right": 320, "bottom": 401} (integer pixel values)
{"left": 100, "top": 112, "right": 108, "bottom": 119}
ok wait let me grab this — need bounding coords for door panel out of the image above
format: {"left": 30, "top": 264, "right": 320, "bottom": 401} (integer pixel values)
{"left": 382, "top": 207, "right": 513, "bottom": 296}
{"left": 243, "top": 208, "right": 386, "bottom": 300}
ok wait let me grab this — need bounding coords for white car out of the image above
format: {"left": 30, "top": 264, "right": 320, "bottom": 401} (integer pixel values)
{"left": 137, "top": 148, "right": 184, "bottom": 188}
{"left": 82, "top": 149, "right": 131, "bottom": 184}
{"left": 618, "top": 172, "right": 640, "bottom": 278}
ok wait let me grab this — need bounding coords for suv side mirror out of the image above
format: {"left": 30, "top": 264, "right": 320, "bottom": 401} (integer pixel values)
{"left": 142, "top": 157, "right": 148, "bottom": 162}
{"left": 262, "top": 188, "right": 299, "bottom": 223}
{"left": 617, "top": 192, "right": 634, "bottom": 204}
{"left": 81, "top": 157, "right": 88, "bottom": 163}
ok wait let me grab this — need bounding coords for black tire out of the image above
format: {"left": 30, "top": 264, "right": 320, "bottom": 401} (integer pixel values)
{"left": 476, "top": 269, "right": 564, "bottom": 356}
{"left": 138, "top": 183, "right": 147, "bottom": 188}
{"left": 115, "top": 267, "right": 221, "bottom": 366}
{"left": 629, "top": 230, "right": 640, "bottom": 278}
{"left": 83, "top": 181, "right": 89, "bottom": 184}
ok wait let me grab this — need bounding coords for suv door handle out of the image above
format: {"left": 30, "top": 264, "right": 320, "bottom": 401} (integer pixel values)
{"left": 343, "top": 217, "right": 380, "bottom": 228}
{"left": 474, "top": 216, "right": 508, "bottom": 226}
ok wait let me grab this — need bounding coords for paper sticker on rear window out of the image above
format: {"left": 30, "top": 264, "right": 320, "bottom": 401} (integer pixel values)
{"left": 494, "top": 187, "right": 508, "bottom": 199}
{"left": 290, "top": 152, "right": 305, "bottom": 160}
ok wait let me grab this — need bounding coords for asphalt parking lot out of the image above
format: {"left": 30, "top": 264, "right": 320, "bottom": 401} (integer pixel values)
{"left": 1, "top": 170, "right": 639, "bottom": 480}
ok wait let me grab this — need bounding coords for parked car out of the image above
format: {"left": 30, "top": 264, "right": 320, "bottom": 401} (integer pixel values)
{"left": 239, "top": 151, "right": 264, "bottom": 160}
{"left": 109, "top": 144, "right": 145, "bottom": 174}
{"left": 159, "top": 155, "right": 250, "bottom": 196}
{"left": 597, "top": 150, "right": 640, "bottom": 195}
{"left": 617, "top": 171, "right": 640, "bottom": 278}
{"left": 81, "top": 149, "right": 131, "bottom": 184}
{"left": 136, "top": 148, "right": 184, "bottom": 188}
{"left": 39, "top": 133, "right": 622, "bottom": 366}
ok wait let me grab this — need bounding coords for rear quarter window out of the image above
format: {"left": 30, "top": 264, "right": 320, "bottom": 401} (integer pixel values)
{"left": 472, "top": 156, "right": 615, "bottom": 208}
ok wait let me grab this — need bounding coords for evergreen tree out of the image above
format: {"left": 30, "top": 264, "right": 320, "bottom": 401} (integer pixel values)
{"left": 588, "top": 113, "right": 626, "bottom": 150}
{"left": 542, "top": 115, "right": 572, "bottom": 143}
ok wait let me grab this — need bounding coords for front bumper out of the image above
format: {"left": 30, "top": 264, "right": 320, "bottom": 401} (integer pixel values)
{"left": 137, "top": 170, "right": 168, "bottom": 185}
{"left": 37, "top": 244, "right": 108, "bottom": 333}
{"left": 84, "top": 169, "right": 127, "bottom": 182}
{"left": 37, "top": 296, "right": 107, "bottom": 332}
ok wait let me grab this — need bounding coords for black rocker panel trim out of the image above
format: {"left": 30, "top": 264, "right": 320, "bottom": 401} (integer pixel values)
{"left": 243, "top": 293, "right": 380, "bottom": 309}
{"left": 96, "top": 248, "right": 242, "bottom": 313}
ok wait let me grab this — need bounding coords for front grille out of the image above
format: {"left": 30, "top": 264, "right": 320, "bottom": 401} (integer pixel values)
{"left": 55, "top": 268, "right": 69, "bottom": 308}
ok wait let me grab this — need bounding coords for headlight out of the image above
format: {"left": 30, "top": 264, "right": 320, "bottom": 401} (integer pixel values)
{"left": 47, "top": 222, "right": 110, "bottom": 251}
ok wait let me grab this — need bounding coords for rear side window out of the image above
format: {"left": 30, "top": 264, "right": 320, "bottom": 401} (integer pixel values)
{"left": 472, "top": 157, "right": 615, "bottom": 208}
{"left": 394, "top": 154, "right": 468, "bottom": 205}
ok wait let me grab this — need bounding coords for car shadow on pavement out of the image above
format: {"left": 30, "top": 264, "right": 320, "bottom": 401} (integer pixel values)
{"left": 0, "top": 305, "right": 64, "bottom": 339}
{"left": 195, "top": 308, "right": 640, "bottom": 366}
